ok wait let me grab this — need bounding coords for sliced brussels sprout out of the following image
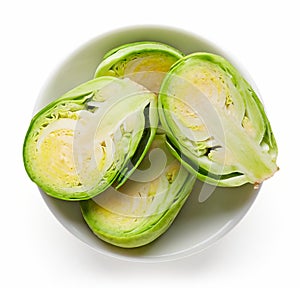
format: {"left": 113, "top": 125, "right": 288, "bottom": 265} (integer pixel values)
{"left": 158, "top": 53, "right": 278, "bottom": 187}
{"left": 80, "top": 134, "right": 196, "bottom": 248}
{"left": 94, "top": 41, "right": 184, "bottom": 92}
{"left": 23, "top": 76, "right": 158, "bottom": 200}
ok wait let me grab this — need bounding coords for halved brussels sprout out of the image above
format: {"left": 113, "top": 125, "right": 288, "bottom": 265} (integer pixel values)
{"left": 80, "top": 133, "right": 195, "bottom": 248}
{"left": 23, "top": 76, "right": 158, "bottom": 200}
{"left": 94, "top": 41, "right": 184, "bottom": 92}
{"left": 158, "top": 53, "right": 278, "bottom": 187}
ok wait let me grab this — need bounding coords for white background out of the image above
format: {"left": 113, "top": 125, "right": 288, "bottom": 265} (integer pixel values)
{"left": 1, "top": 0, "right": 299, "bottom": 287}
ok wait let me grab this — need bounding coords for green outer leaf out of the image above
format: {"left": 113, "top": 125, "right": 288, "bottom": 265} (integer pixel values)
{"left": 102, "top": 41, "right": 183, "bottom": 60}
{"left": 165, "top": 139, "right": 249, "bottom": 187}
{"left": 158, "top": 53, "right": 278, "bottom": 186}
{"left": 23, "top": 76, "right": 158, "bottom": 200}
{"left": 116, "top": 102, "right": 158, "bottom": 188}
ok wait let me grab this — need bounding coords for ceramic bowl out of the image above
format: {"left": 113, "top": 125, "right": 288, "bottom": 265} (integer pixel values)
{"left": 35, "top": 25, "right": 259, "bottom": 262}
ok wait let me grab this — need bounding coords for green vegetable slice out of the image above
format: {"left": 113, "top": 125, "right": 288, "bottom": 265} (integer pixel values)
{"left": 94, "top": 41, "right": 184, "bottom": 92}
{"left": 23, "top": 76, "right": 158, "bottom": 200}
{"left": 158, "top": 53, "right": 278, "bottom": 187}
{"left": 80, "top": 134, "right": 195, "bottom": 248}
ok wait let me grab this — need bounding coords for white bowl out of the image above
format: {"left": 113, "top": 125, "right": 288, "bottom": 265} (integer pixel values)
{"left": 36, "top": 25, "right": 259, "bottom": 262}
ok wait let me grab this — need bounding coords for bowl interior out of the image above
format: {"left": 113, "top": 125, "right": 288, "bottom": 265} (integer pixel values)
{"left": 37, "top": 26, "right": 259, "bottom": 262}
